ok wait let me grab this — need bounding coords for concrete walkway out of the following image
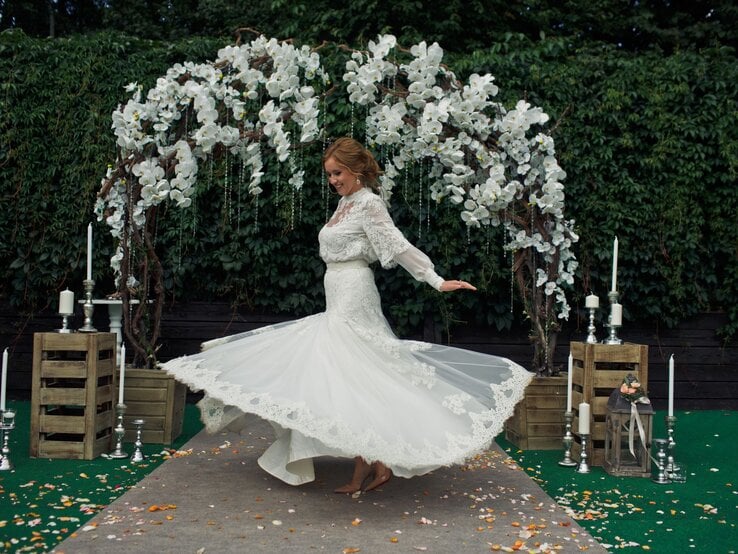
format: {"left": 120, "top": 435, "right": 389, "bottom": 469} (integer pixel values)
{"left": 54, "top": 416, "right": 607, "bottom": 553}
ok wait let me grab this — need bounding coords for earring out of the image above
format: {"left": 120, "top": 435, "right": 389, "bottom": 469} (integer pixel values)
{"left": 356, "top": 177, "right": 361, "bottom": 186}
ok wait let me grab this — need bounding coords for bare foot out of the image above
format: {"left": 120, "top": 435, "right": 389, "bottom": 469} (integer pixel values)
{"left": 363, "top": 462, "right": 392, "bottom": 491}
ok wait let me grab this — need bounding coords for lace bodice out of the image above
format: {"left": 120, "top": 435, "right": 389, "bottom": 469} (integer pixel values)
{"left": 318, "top": 188, "right": 444, "bottom": 290}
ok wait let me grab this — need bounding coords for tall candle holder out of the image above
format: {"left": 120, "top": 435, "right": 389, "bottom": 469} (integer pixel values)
{"left": 576, "top": 434, "right": 591, "bottom": 474}
{"left": 131, "top": 419, "right": 145, "bottom": 463}
{"left": 652, "top": 438, "right": 670, "bottom": 484}
{"left": 604, "top": 291, "right": 623, "bottom": 345}
{"left": 79, "top": 279, "right": 97, "bottom": 333}
{"left": 0, "top": 409, "right": 16, "bottom": 471}
{"left": 108, "top": 403, "right": 129, "bottom": 459}
{"left": 585, "top": 307, "right": 598, "bottom": 344}
{"left": 664, "top": 415, "right": 685, "bottom": 482}
{"left": 558, "top": 411, "right": 578, "bottom": 467}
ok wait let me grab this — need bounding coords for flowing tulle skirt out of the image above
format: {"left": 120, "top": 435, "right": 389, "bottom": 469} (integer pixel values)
{"left": 162, "top": 261, "right": 532, "bottom": 485}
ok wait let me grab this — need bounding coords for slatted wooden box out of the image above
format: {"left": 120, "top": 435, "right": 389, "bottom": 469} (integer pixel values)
{"left": 504, "top": 374, "right": 567, "bottom": 450}
{"left": 30, "top": 332, "right": 116, "bottom": 459}
{"left": 121, "top": 368, "right": 186, "bottom": 445}
{"left": 569, "top": 341, "right": 649, "bottom": 466}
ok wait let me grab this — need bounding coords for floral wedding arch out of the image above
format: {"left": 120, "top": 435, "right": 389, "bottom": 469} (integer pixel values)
{"left": 96, "top": 34, "right": 578, "bottom": 373}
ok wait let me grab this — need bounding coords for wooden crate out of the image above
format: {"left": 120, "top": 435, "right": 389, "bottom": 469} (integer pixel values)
{"left": 569, "top": 341, "right": 649, "bottom": 466}
{"left": 121, "top": 368, "right": 186, "bottom": 444}
{"left": 30, "top": 332, "right": 116, "bottom": 459}
{"left": 504, "top": 374, "right": 567, "bottom": 450}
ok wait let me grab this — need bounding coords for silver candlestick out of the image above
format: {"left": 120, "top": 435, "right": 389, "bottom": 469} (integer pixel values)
{"left": 57, "top": 313, "right": 73, "bottom": 333}
{"left": 108, "top": 403, "right": 129, "bottom": 459}
{"left": 585, "top": 307, "right": 598, "bottom": 344}
{"left": 79, "top": 279, "right": 97, "bottom": 332}
{"left": 652, "top": 438, "right": 671, "bottom": 484}
{"left": 131, "top": 419, "right": 145, "bottom": 463}
{"left": 604, "top": 290, "right": 623, "bottom": 344}
{"left": 576, "top": 434, "right": 591, "bottom": 474}
{"left": 664, "top": 415, "right": 685, "bottom": 482}
{"left": 558, "top": 410, "right": 578, "bottom": 467}
{"left": 0, "top": 409, "right": 16, "bottom": 471}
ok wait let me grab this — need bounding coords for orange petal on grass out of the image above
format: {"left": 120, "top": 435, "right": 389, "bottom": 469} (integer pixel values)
{"left": 342, "top": 548, "right": 361, "bottom": 554}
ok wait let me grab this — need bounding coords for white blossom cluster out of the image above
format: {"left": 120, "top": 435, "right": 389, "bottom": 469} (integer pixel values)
{"left": 97, "top": 35, "right": 327, "bottom": 280}
{"left": 343, "top": 35, "right": 578, "bottom": 319}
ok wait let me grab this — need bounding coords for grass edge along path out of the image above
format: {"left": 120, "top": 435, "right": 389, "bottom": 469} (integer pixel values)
{"left": 498, "top": 410, "right": 737, "bottom": 553}
{"left": 0, "top": 401, "right": 203, "bottom": 553}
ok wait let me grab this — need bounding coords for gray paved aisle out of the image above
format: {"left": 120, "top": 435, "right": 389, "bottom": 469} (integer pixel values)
{"left": 54, "top": 416, "right": 607, "bottom": 553}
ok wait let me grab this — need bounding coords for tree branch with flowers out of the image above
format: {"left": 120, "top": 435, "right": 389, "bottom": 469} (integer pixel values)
{"left": 96, "top": 33, "right": 577, "bottom": 374}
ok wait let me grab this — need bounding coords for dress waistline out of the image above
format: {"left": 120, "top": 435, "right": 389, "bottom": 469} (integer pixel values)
{"left": 325, "top": 260, "right": 369, "bottom": 271}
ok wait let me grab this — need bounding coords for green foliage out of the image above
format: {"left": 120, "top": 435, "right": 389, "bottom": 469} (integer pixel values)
{"left": 0, "top": 30, "right": 736, "bottom": 346}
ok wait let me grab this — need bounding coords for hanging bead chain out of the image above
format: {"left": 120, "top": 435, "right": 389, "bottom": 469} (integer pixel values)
{"left": 238, "top": 148, "right": 245, "bottom": 233}
{"left": 350, "top": 104, "right": 355, "bottom": 138}
{"left": 417, "top": 159, "right": 424, "bottom": 241}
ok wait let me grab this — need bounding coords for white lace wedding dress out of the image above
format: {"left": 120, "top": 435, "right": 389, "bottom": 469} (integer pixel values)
{"left": 162, "top": 187, "right": 532, "bottom": 485}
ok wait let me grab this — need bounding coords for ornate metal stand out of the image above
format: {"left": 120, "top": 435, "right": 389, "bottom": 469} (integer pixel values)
{"left": 108, "top": 403, "right": 129, "bottom": 459}
{"left": 0, "top": 409, "right": 16, "bottom": 471}
{"left": 131, "top": 419, "right": 145, "bottom": 463}
{"left": 79, "top": 279, "right": 97, "bottom": 332}
{"left": 585, "top": 307, "right": 598, "bottom": 344}
{"left": 57, "top": 313, "right": 73, "bottom": 334}
{"left": 604, "top": 290, "right": 623, "bottom": 344}
{"left": 576, "top": 434, "right": 591, "bottom": 474}
{"left": 652, "top": 438, "right": 670, "bottom": 484}
{"left": 664, "top": 415, "right": 685, "bottom": 482}
{"left": 558, "top": 410, "right": 578, "bottom": 467}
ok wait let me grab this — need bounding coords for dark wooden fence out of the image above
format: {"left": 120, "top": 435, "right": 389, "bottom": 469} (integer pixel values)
{"left": 2, "top": 302, "right": 736, "bottom": 410}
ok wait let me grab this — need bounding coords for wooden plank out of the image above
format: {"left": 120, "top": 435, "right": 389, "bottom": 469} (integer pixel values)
{"left": 40, "top": 414, "right": 86, "bottom": 433}
{"left": 37, "top": 440, "right": 85, "bottom": 459}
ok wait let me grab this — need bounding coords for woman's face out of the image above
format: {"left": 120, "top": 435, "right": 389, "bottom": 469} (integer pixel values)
{"left": 324, "top": 157, "right": 362, "bottom": 197}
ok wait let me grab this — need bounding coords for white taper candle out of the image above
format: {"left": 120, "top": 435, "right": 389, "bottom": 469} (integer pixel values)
{"left": 118, "top": 343, "right": 126, "bottom": 405}
{"left": 86, "top": 223, "right": 93, "bottom": 281}
{"left": 668, "top": 354, "right": 675, "bottom": 417}
{"left": 611, "top": 236, "right": 619, "bottom": 292}
{"left": 1, "top": 347, "right": 8, "bottom": 412}
{"left": 566, "top": 352, "right": 573, "bottom": 412}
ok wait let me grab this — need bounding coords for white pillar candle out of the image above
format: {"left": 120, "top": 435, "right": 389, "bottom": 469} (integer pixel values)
{"left": 59, "top": 289, "right": 75, "bottom": 315}
{"left": 610, "top": 236, "right": 619, "bottom": 292}
{"left": 578, "top": 402, "right": 590, "bottom": 435}
{"left": 610, "top": 303, "right": 623, "bottom": 326}
{"left": 118, "top": 343, "right": 126, "bottom": 405}
{"left": 86, "top": 223, "right": 93, "bottom": 281}
{"left": 668, "top": 354, "right": 675, "bottom": 417}
{"left": 1, "top": 347, "right": 8, "bottom": 412}
{"left": 566, "top": 352, "right": 573, "bottom": 412}
{"left": 585, "top": 294, "right": 599, "bottom": 309}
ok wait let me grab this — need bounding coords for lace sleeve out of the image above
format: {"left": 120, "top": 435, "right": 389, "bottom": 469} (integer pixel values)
{"left": 362, "top": 195, "right": 445, "bottom": 291}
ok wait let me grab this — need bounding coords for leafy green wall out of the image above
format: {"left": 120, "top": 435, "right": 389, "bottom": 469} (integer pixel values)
{"left": 1, "top": 30, "right": 736, "bottom": 339}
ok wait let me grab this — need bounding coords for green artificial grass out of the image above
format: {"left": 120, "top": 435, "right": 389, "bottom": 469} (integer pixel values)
{"left": 0, "top": 401, "right": 203, "bottom": 553}
{"left": 1, "top": 403, "right": 736, "bottom": 553}
{"left": 497, "top": 410, "right": 737, "bottom": 553}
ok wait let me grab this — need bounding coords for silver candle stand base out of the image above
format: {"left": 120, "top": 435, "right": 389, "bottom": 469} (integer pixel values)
{"left": 0, "top": 409, "right": 16, "bottom": 471}
{"left": 603, "top": 290, "right": 623, "bottom": 344}
{"left": 78, "top": 279, "right": 97, "bottom": 333}
{"left": 585, "top": 307, "right": 598, "bottom": 344}
{"left": 108, "top": 403, "right": 129, "bottom": 459}
{"left": 558, "top": 410, "right": 578, "bottom": 467}
{"left": 576, "top": 433, "right": 591, "bottom": 474}
{"left": 131, "top": 419, "right": 145, "bottom": 463}
{"left": 57, "top": 313, "right": 73, "bottom": 334}
{"left": 664, "top": 415, "right": 686, "bottom": 482}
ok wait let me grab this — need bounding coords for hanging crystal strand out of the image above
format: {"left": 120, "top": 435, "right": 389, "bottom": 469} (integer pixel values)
{"left": 253, "top": 195, "right": 259, "bottom": 232}
{"left": 237, "top": 148, "right": 245, "bottom": 233}
{"left": 417, "top": 160, "right": 424, "bottom": 241}
{"left": 224, "top": 149, "right": 232, "bottom": 225}
{"left": 275, "top": 161, "right": 281, "bottom": 208}
{"left": 177, "top": 208, "right": 184, "bottom": 273}
{"left": 506, "top": 212, "right": 514, "bottom": 314}
{"left": 350, "top": 104, "right": 355, "bottom": 139}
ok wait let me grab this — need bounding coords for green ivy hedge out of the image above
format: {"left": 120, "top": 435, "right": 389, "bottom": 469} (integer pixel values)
{"left": 1, "top": 30, "right": 736, "bottom": 342}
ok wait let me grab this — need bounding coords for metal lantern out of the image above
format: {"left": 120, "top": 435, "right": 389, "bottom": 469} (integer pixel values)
{"left": 603, "top": 388, "right": 654, "bottom": 477}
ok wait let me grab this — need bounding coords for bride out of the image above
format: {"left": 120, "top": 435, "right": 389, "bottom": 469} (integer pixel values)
{"left": 162, "top": 137, "right": 532, "bottom": 493}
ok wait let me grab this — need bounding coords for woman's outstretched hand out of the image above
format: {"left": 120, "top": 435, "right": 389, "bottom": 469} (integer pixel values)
{"left": 439, "top": 279, "right": 477, "bottom": 292}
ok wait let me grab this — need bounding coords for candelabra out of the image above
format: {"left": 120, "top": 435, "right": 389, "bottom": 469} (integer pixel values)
{"left": 0, "top": 409, "right": 16, "bottom": 471}
{"left": 108, "top": 403, "right": 129, "bottom": 459}
{"left": 576, "top": 434, "right": 591, "bottom": 474}
{"left": 585, "top": 307, "right": 598, "bottom": 344}
{"left": 652, "top": 438, "right": 670, "bottom": 484}
{"left": 131, "top": 419, "right": 145, "bottom": 463}
{"left": 558, "top": 411, "right": 578, "bottom": 467}
{"left": 79, "top": 279, "right": 97, "bottom": 332}
{"left": 604, "top": 291, "right": 623, "bottom": 344}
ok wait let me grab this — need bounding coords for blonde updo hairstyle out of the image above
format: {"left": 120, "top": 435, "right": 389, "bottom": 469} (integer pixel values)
{"left": 323, "top": 137, "right": 382, "bottom": 194}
